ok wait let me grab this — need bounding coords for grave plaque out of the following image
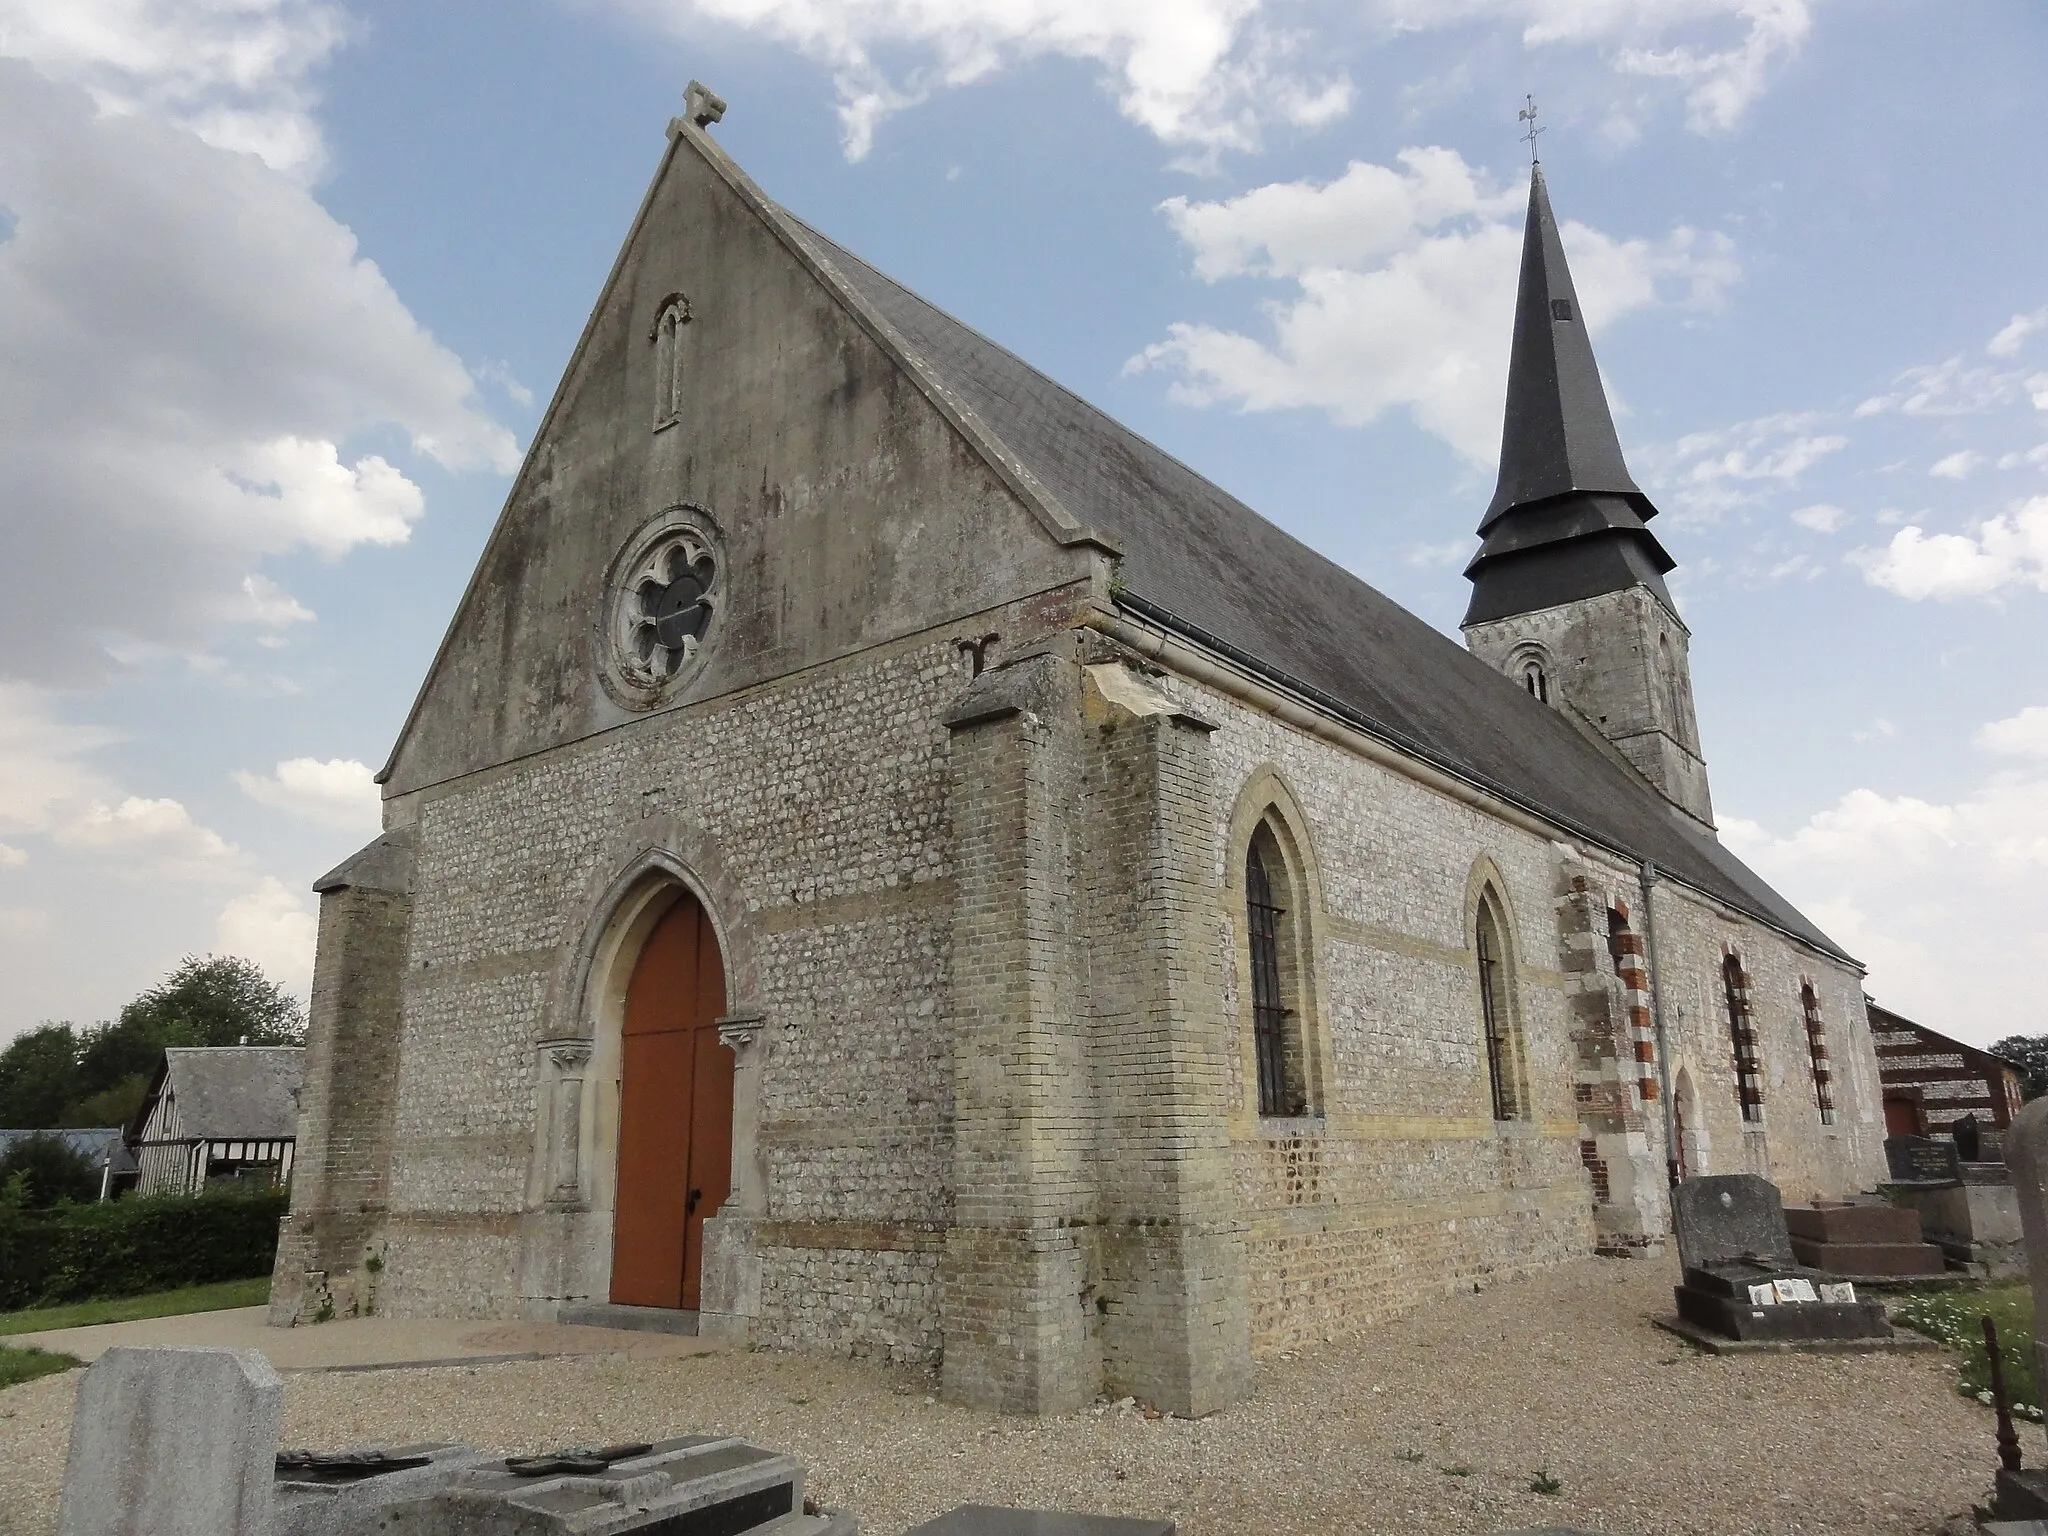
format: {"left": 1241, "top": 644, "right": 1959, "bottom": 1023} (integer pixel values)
{"left": 1886, "top": 1135, "right": 1964, "bottom": 1186}
{"left": 1672, "top": 1174, "right": 1794, "bottom": 1273}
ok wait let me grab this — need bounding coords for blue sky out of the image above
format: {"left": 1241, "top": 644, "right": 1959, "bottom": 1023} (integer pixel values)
{"left": 2, "top": 0, "right": 2044, "bottom": 1045}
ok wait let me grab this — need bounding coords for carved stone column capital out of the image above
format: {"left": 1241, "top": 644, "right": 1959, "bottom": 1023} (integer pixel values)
{"left": 716, "top": 1009, "right": 766, "bottom": 1055}
{"left": 546, "top": 1040, "right": 594, "bottom": 1071}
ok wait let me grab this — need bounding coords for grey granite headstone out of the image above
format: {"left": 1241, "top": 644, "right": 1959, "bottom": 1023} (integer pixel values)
{"left": 2006, "top": 1099, "right": 2048, "bottom": 1403}
{"left": 1671, "top": 1174, "right": 1793, "bottom": 1273}
{"left": 57, "top": 1346, "right": 281, "bottom": 1536}
{"left": 904, "top": 1508, "right": 1173, "bottom": 1536}
{"left": 1886, "top": 1134, "right": 1964, "bottom": 1186}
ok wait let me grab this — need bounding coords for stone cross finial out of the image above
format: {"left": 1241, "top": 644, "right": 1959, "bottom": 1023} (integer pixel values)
{"left": 686, "top": 80, "right": 727, "bottom": 129}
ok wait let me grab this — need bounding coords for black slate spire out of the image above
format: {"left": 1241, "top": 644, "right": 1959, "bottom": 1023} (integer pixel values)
{"left": 1463, "top": 164, "right": 1675, "bottom": 626}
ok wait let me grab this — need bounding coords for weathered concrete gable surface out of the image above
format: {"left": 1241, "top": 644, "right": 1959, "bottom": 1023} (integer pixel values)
{"left": 383, "top": 121, "right": 1088, "bottom": 796}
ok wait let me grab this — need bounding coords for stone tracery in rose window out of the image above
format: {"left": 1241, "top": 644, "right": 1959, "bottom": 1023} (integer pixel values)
{"left": 613, "top": 527, "right": 717, "bottom": 692}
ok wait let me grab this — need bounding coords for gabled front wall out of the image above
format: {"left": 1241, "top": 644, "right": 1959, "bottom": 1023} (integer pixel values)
{"left": 383, "top": 123, "right": 1086, "bottom": 797}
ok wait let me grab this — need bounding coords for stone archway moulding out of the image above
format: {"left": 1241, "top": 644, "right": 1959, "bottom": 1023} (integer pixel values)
{"left": 518, "top": 812, "right": 764, "bottom": 1319}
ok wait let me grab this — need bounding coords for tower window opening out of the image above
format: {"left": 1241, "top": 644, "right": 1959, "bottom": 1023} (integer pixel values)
{"left": 1521, "top": 662, "right": 1549, "bottom": 702}
{"left": 1550, "top": 298, "right": 1574, "bottom": 322}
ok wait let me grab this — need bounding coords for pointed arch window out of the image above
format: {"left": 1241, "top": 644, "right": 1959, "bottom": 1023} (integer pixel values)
{"left": 1246, "top": 824, "right": 1312, "bottom": 1117}
{"left": 1800, "top": 982, "right": 1835, "bottom": 1125}
{"left": 650, "top": 293, "right": 691, "bottom": 430}
{"left": 1476, "top": 894, "right": 1526, "bottom": 1121}
{"left": 1723, "top": 953, "right": 1764, "bottom": 1122}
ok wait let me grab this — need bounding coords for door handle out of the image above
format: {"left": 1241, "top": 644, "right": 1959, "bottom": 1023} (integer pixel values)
{"left": 685, "top": 1187, "right": 701, "bottom": 1215}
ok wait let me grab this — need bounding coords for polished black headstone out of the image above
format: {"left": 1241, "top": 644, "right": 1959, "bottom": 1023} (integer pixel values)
{"left": 1671, "top": 1174, "right": 1793, "bottom": 1273}
{"left": 1885, "top": 1135, "right": 1963, "bottom": 1186}
{"left": 904, "top": 1507, "right": 1174, "bottom": 1536}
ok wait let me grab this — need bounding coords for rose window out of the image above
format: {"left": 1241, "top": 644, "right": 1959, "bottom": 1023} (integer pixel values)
{"left": 603, "top": 515, "right": 722, "bottom": 706}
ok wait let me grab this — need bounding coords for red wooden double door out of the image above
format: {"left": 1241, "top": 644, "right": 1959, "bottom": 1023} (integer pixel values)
{"left": 611, "top": 893, "right": 733, "bottom": 1311}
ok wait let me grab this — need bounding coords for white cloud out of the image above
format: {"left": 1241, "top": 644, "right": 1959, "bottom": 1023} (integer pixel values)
{"left": 602, "top": 0, "right": 1351, "bottom": 162}
{"left": 0, "top": 0, "right": 347, "bottom": 176}
{"left": 0, "top": 57, "right": 516, "bottom": 686}
{"left": 1990, "top": 305, "right": 2048, "bottom": 359}
{"left": 215, "top": 875, "right": 316, "bottom": 993}
{"left": 1978, "top": 705, "right": 2048, "bottom": 760}
{"left": 1130, "top": 147, "right": 1736, "bottom": 462}
{"left": 1852, "top": 496, "right": 2048, "bottom": 601}
{"left": 0, "top": 843, "right": 25, "bottom": 868}
{"left": 241, "top": 573, "right": 314, "bottom": 629}
{"left": 54, "top": 795, "right": 246, "bottom": 882}
{"left": 0, "top": 681, "right": 120, "bottom": 838}
{"left": 1930, "top": 449, "right": 1981, "bottom": 480}
{"left": 1368, "top": 0, "right": 1812, "bottom": 133}
{"left": 233, "top": 756, "right": 379, "bottom": 830}
{"left": 600, "top": 0, "right": 1811, "bottom": 160}
{"left": 1723, "top": 764, "right": 2048, "bottom": 1045}
{"left": 1791, "top": 503, "right": 1845, "bottom": 533}
{"left": 1855, "top": 356, "right": 2042, "bottom": 420}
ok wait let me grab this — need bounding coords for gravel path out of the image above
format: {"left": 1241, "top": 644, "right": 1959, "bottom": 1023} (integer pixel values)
{"left": 0, "top": 1257, "right": 2001, "bottom": 1535}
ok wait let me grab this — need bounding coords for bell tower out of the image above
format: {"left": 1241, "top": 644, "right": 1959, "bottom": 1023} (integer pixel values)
{"left": 1462, "top": 162, "right": 1713, "bottom": 828}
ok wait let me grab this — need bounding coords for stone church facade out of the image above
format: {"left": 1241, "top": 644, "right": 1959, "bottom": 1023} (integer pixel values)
{"left": 272, "top": 87, "right": 1888, "bottom": 1415}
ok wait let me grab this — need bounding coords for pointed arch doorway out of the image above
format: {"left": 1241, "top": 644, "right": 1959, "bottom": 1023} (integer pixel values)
{"left": 611, "top": 890, "right": 733, "bottom": 1310}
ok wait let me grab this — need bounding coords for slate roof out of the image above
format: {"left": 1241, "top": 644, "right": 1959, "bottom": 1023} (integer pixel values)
{"left": 0, "top": 1126, "right": 135, "bottom": 1174}
{"left": 153, "top": 1046, "right": 304, "bottom": 1142}
{"left": 787, "top": 216, "right": 1848, "bottom": 961}
{"left": 1464, "top": 164, "right": 1676, "bottom": 625}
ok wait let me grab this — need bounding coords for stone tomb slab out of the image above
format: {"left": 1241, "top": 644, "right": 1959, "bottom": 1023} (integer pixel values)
{"left": 1783, "top": 1202, "right": 1947, "bottom": 1278}
{"left": 1653, "top": 1314, "right": 1940, "bottom": 1356}
{"left": 904, "top": 1507, "right": 1173, "bottom": 1536}
{"left": 57, "top": 1345, "right": 282, "bottom": 1536}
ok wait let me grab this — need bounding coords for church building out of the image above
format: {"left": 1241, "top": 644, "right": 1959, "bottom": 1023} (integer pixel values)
{"left": 272, "top": 87, "right": 1888, "bottom": 1416}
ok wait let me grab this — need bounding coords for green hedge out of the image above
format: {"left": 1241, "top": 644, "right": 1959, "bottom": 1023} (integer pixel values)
{"left": 0, "top": 1190, "right": 286, "bottom": 1311}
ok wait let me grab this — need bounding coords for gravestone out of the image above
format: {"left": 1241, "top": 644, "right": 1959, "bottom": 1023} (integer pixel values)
{"left": 1671, "top": 1174, "right": 1792, "bottom": 1272}
{"left": 57, "top": 1346, "right": 281, "bottom": 1536}
{"left": 1886, "top": 1134, "right": 1964, "bottom": 1187}
{"left": 1956, "top": 1113, "right": 1984, "bottom": 1163}
{"left": 1784, "top": 1202, "right": 1946, "bottom": 1277}
{"left": 1667, "top": 1175, "right": 1893, "bottom": 1345}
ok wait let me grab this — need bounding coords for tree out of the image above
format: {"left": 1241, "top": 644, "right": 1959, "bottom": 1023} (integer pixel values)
{"left": 116, "top": 955, "right": 306, "bottom": 1048}
{"left": 0, "top": 1132, "right": 100, "bottom": 1207}
{"left": 1991, "top": 1034, "right": 2048, "bottom": 1103}
{"left": 0, "top": 1025, "right": 82, "bottom": 1129}
{"left": 0, "top": 956, "right": 305, "bottom": 1132}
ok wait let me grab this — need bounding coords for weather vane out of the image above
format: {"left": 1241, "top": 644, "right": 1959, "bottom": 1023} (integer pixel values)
{"left": 1518, "top": 94, "right": 1544, "bottom": 164}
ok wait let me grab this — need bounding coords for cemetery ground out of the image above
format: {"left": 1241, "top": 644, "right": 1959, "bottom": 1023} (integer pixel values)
{"left": 0, "top": 1256, "right": 2015, "bottom": 1536}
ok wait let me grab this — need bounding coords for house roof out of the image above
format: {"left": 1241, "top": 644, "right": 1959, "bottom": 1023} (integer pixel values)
{"left": 0, "top": 1127, "right": 135, "bottom": 1174}
{"left": 1867, "top": 1001, "right": 2017, "bottom": 1074}
{"left": 151, "top": 1047, "right": 304, "bottom": 1142}
{"left": 784, "top": 214, "right": 1848, "bottom": 961}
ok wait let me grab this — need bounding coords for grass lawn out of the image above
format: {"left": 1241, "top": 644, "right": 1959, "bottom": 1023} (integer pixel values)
{"left": 0, "top": 1277, "right": 271, "bottom": 1338}
{"left": 0, "top": 1345, "right": 80, "bottom": 1390}
{"left": 1893, "top": 1281, "right": 2039, "bottom": 1413}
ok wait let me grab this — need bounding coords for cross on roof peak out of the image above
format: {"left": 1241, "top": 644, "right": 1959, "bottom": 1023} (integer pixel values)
{"left": 1518, "top": 94, "right": 1544, "bottom": 164}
